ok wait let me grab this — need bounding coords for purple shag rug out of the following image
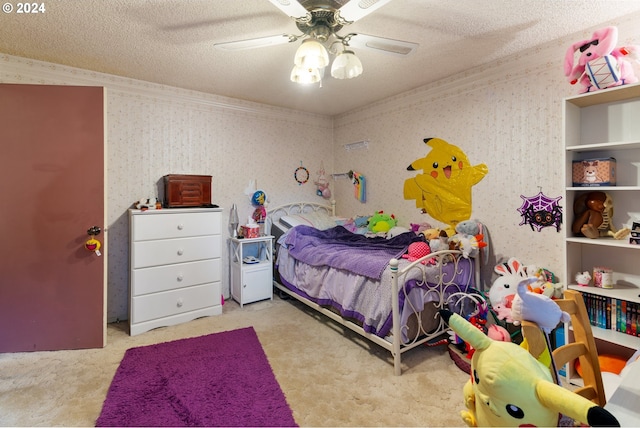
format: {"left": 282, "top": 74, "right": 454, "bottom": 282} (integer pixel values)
{"left": 96, "top": 327, "right": 297, "bottom": 427}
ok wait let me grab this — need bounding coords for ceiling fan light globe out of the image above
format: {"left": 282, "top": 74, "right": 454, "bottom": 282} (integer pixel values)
{"left": 290, "top": 65, "right": 321, "bottom": 84}
{"left": 294, "top": 39, "right": 329, "bottom": 69}
{"left": 330, "top": 50, "right": 363, "bottom": 79}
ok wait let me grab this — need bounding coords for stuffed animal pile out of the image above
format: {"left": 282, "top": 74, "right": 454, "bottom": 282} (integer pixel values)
{"left": 488, "top": 257, "right": 563, "bottom": 323}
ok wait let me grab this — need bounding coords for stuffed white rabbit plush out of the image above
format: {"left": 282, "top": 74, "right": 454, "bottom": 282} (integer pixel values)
{"left": 488, "top": 257, "right": 527, "bottom": 310}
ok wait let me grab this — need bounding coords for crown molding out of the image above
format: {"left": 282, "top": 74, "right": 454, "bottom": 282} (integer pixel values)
{"left": 0, "top": 54, "right": 333, "bottom": 129}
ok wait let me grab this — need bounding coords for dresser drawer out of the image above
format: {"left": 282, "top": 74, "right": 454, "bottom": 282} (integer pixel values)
{"left": 132, "top": 211, "right": 221, "bottom": 241}
{"left": 131, "top": 282, "right": 221, "bottom": 324}
{"left": 132, "top": 259, "right": 221, "bottom": 296}
{"left": 132, "top": 235, "right": 221, "bottom": 268}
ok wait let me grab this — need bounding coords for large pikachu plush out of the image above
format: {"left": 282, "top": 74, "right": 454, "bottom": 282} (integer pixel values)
{"left": 440, "top": 310, "right": 619, "bottom": 427}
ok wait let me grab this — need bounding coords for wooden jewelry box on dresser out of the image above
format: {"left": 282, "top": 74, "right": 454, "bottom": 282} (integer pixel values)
{"left": 129, "top": 207, "right": 223, "bottom": 336}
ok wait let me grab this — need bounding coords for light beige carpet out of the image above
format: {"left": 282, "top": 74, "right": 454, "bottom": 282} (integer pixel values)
{"left": 0, "top": 295, "right": 469, "bottom": 427}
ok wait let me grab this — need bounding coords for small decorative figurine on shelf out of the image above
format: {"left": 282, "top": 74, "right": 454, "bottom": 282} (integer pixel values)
{"left": 575, "top": 271, "right": 591, "bottom": 286}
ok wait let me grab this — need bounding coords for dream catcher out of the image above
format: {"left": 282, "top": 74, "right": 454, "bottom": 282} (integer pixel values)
{"left": 294, "top": 161, "right": 309, "bottom": 186}
{"left": 517, "top": 191, "right": 563, "bottom": 232}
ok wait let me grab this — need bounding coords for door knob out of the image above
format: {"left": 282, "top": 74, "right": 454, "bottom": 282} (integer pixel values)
{"left": 85, "top": 226, "right": 102, "bottom": 256}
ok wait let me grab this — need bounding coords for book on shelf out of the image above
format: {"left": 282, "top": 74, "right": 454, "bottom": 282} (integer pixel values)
{"left": 580, "top": 292, "right": 639, "bottom": 336}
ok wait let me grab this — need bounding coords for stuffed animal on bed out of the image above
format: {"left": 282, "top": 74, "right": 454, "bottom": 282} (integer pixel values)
{"left": 367, "top": 211, "right": 397, "bottom": 233}
{"left": 401, "top": 241, "right": 435, "bottom": 265}
{"left": 448, "top": 220, "right": 486, "bottom": 258}
{"left": 439, "top": 309, "right": 619, "bottom": 427}
{"left": 565, "top": 26, "right": 639, "bottom": 93}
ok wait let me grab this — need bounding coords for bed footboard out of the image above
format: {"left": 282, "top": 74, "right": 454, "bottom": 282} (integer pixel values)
{"left": 275, "top": 246, "right": 477, "bottom": 375}
{"left": 389, "top": 250, "right": 477, "bottom": 375}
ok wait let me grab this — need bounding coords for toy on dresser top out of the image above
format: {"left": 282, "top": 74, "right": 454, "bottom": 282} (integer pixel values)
{"left": 135, "top": 197, "right": 162, "bottom": 210}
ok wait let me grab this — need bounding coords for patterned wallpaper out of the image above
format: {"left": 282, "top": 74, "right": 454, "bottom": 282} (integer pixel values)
{"left": 332, "top": 15, "right": 640, "bottom": 289}
{"left": 2, "top": 13, "right": 640, "bottom": 320}
{"left": 1, "top": 55, "right": 333, "bottom": 321}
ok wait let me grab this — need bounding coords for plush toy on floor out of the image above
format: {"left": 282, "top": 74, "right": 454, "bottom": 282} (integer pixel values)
{"left": 565, "top": 26, "right": 639, "bottom": 93}
{"left": 439, "top": 309, "right": 619, "bottom": 427}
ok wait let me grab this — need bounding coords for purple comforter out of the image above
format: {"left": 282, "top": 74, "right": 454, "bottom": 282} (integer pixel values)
{"left": 281, "top": 225, "right": 423, "bottom": 279}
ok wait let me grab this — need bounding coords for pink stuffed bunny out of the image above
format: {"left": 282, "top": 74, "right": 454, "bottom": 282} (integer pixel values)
{"left": 564, "top": 26, "right": 639, "bottom": 93}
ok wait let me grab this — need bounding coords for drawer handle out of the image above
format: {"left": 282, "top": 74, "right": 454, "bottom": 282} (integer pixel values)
{"left": 177, "top": 274, "right": 184, "bottom": 282}
{"left": 177, "top": 224, "right": 184, "bottom": 230}
{"left": 177, "top": 298, "right": 183, "bottom": 308}
{"left": 177, "top": 249, "right": 184, "bottom": 256}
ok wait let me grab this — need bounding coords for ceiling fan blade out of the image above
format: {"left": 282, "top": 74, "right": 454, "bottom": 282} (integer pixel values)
{"left": 347, "top": 33, "right": 418, "bottom": 56}
{"left": 338, "top": 0, "right": 393, "bottom": 23}
{"left": 214, "top": 34, "right": 294, "bottom": 51}
{"left": 266, "top": 0, "right": 309, "bottom": 19}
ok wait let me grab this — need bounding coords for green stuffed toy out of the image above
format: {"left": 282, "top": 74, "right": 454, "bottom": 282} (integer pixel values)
{"left": 440, "top": 309, "right": 619, "bottom": 427}
{"left": 367, "top": 211, "right": 397, "bottom": 233}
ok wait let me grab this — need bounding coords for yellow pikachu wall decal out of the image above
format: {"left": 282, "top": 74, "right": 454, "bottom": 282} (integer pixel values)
{"left": 404, "top": 138, "right": 488, "bottom": 228}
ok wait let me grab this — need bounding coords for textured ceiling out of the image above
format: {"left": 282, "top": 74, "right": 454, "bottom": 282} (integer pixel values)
{"left": 2, "top": 0, "right": 640, "bottom": 116}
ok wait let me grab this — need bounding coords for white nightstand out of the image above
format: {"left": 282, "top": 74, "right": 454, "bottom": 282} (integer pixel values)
{"left": 229, "top": 236, "right": 274, "bottom": 307}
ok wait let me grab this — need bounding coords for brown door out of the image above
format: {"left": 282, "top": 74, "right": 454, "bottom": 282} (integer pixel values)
{"left": 0, "top": 84, "right": 105, "bottom": 352}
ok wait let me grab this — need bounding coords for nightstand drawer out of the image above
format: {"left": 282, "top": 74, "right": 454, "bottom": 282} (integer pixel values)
{"left": 132, "top": 235, "right": 221, "bottom": 268}
{"left": 132, "top": 211, "right": 221, "bottom": 241}
{"left": 131, "top": 282, "right": 221, "bottom": 324}
{"left": 131, "top": 259, "right": 221, "bottom": 296}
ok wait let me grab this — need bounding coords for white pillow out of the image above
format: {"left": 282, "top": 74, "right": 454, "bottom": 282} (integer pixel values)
{"left": 279, "top": 211, "right": 337, "bottom": 230}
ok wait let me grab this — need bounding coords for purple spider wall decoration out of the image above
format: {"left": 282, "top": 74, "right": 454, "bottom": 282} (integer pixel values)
{"left": 517, "top": 191, "right": 563, "bottom": 232}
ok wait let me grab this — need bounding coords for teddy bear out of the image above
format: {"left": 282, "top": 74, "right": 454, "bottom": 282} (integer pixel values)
{"left": 565, "top": 26, "right": 639, "bottom": 93}
{"left": 572, "top": 191, "right": 630, "bottom": 239}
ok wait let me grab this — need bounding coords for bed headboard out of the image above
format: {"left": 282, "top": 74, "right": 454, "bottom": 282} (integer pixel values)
{"left": 265, "top": 200, "right": 336, "bottom": 236}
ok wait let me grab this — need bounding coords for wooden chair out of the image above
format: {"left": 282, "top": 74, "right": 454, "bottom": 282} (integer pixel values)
{"left": 520, "top": 289, "right": 606, "bottom": 407}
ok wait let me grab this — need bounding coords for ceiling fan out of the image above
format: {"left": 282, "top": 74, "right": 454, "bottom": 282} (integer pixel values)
{"left": 214, "top": 0, "right": 419, "bottom": 83}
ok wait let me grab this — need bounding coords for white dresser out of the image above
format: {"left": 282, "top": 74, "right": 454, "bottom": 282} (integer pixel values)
{"left": 129, "top": 207, "right": 223, "bottom": 336}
